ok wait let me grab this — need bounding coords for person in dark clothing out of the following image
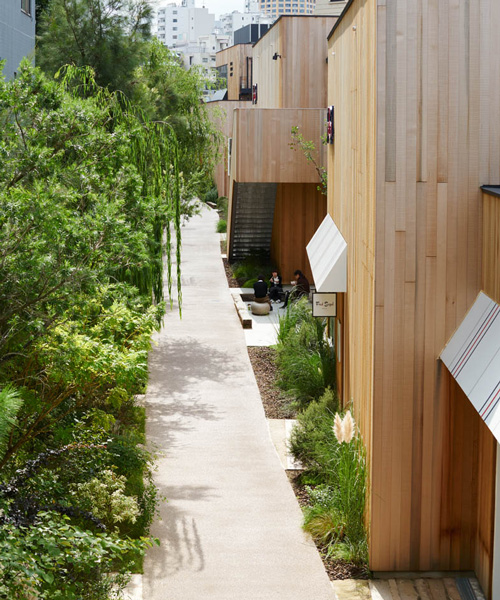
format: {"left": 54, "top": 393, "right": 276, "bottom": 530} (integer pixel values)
{"left": 253, "top": 275, "right": 272, "bottom": 310}
{"left": 281, "top": 269, "right": 310, "bottom": 308}
{"left": 268, "top": 270, "right": 283, "bottom": 302}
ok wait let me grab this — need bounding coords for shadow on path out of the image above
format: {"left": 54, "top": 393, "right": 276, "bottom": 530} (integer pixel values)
{"left": 148, "top": 484, "right": 219, "bottom": 579}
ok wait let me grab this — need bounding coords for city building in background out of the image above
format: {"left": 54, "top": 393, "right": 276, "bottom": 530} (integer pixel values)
{"left": 177, "top": 31, "right": 230, "bottom": 76}
{"left": 152, "top": 0, "right": 214, "bottom": 48}
{"left": 0, "top": 0, "right": 35, "bottom": 80}
{"left": 219, "top": 8, "right": 273, "bottom": 45}
{"left": 258, "top": 0, "right": 315, "bottom": 20}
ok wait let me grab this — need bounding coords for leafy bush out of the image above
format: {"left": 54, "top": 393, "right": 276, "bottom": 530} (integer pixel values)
{"left": 204, "top": 186, "right": 219, "bottom": 204}
{"left": 242, "top": 278, "right": 258, "bottom": 288}
{"left": 216, "top": 219, "right": 227, "bottom": 233}
{"left": 231, "top": 253, "right": 277, "bottom": 283}
{"left": 0, "top": 511, "right": 156, "bottom": 600}
{"left": 275, "top": 299, "right": 336, "bottom": 408}
{"left": 217, "top": 196, "right": 228, "bottom": 221}
{"left": 70, "top": 469, "right": 140, "bottom": 529}
{"left": 289, "top": 398, "right": 368, "bottom": 568}
{"left": 288, "top": 388, "right": 339, "bottom": 483}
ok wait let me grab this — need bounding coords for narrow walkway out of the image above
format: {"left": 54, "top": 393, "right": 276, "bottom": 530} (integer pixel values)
{"left": 138, "top": 206, "right": 336, "bottom": 599}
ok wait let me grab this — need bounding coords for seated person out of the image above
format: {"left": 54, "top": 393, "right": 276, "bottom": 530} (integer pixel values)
{"left": 282, "top": 269, "right": 310, "bottom": 308}
{"left": 253, "top": 275, "right": 272, "bottom": 310}
{"left": 268, "top": 270, "right": 283, "bottom": 302}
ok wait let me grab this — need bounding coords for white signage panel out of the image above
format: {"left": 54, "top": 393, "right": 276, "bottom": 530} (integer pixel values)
{"left": 312, "top": 293, "right": 337, "bottom": 317}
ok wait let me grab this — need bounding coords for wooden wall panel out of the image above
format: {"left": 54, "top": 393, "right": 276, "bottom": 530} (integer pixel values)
{"left": 232, "top": 108, "right": 327, "bottom": 183}
{"left": 364, "top": 0, "right": 497, "bottom": 593}
{"left": 270, "top": 183, "right": 327, "bottom": 283}
{"left": 329, "top": 0, "right": 500, "bottom": 593}
{"left": 483, "top": 193, "right": 500, "bottom": 303}
{"left": 216, "top": 44, "right": 253, "bottom": 101}
{"left": 328, "top": 0, "right": 376, "bottom": 469}
{"left": 207, "top": 101, "right": 249, "bottom": 199}
{"left": 253, "top": 16, "right": 336, "bottom": 109}
{"left": 281, "top": 17, "right": 336, "bottom": 108}
{"left": 252, "top": 22, "right": 282, "bottom": 108}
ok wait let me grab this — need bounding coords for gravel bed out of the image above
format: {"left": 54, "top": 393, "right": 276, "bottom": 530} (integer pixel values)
{"left": 247, "top": 347, "right": 296, "bottom": 419}
{"left": 222, "top": 257, "right": 245, "bottom": 288}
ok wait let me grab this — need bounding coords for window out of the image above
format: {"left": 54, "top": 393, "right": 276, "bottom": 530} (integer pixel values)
{"left": 21, "top": 0, "right": 31, "bottom": 15}
{"left": 173, "top": 35, "right": 178, "bottom": 39}
{"left": 173, "top": 18, "right": 177, "bottom": 22}
{"left": 173, "top": 27, "right": 177, "bottom": 30}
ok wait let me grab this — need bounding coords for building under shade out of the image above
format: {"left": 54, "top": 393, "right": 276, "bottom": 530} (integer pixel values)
{"left": 0, "top": 0, "right": 35, "bottom": 80}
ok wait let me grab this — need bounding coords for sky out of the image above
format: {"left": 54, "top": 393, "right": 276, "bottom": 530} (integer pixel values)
{"left": 200, "top": 0, "right": 245, "bottom": 18}
{"left": 154, "top": 0, "right": 246, "bottom": 19}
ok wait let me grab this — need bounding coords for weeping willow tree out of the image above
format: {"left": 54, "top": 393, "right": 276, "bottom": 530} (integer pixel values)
{"left": 132, "top": 40, "right": 222, "bottom": 206}
{"left": 0, "top": 62, "right": 182, "bottom": 366}
{"left": 0, "top": 63, "right": 185, "bottom": 597}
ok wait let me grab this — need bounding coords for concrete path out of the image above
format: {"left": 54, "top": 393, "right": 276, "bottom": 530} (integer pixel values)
{"left": 138, "top": 205, "right": 336, "bottom": 600}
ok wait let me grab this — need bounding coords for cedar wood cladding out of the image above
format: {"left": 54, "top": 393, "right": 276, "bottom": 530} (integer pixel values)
{"left": 328, "top": 0, "right": 499, "bottom": 595}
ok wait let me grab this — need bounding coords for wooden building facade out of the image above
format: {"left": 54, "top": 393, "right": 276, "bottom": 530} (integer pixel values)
{"left": 215, "top": 44, "right": 254, "bottom": 101}
{"left": 325, "top": 0, "right": 500, "bottom": 595}
{"left": 210, "top": 16, "right": 336, "bottom": 282}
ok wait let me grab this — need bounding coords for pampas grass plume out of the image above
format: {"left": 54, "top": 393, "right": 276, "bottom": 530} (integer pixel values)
{"left": 342, "top": 410, "right": 355, "bottom": 444}
{"left": 333, "top": 413, "right": 344, "bottom": 444}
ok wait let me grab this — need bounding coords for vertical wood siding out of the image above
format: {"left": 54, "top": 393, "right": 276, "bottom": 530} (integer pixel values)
{"left": 208, "top": 101, "right": 249, "bottom": 199}
{"left": 253, "top": 16, "right": 336, "bottom": 109}
{"left": 215, "top": 44, "right": 253, "bottom": 101}
{"left": 328, "top": 0, "right": 377, "bottom": 471}
{"left": 329, "top": 0, "right": 499, "bottom": 594}
{"left": 271, "top": 183, "right": 327, "bottom": 282}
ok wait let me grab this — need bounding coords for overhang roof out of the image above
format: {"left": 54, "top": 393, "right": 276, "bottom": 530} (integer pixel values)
{"left": 481, "top": 185, "right": 500, "bottom": 198}
{"left": 306, "top": 214, "right": 347, "bottom": 292}
{"left": 440, "top": 291, "right": 500, "bottom": 443}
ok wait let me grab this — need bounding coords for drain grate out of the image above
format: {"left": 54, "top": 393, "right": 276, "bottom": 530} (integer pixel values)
{"left": 456, "top": 578, "right": 486, "bottom": 600}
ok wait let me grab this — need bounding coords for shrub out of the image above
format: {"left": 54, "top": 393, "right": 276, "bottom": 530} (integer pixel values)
{"left": 204, "top": 186, "right": 218, "bottom": 204}
{"left": 0, "top": 511, "right": 156, "bottom": 600}
{"left": 275, "top": 299, "right": 336, "bottom": 408}
{"left": 290, "top": 400, "right": 368, "bottom": 568}
{"left": 217, "top": 196, "right": 228, "bottom": 221}
{"left": 231, "top": 253, "right": 276, "bottom": 283}
{"left": 70, "top": 469, "right": 140, "bottom": 529}
{"left": 216, "top": 219, "right": 227, "bottom": 233}
{"left": 288, "top": 387, "right": 339, "bottom": 483}
{"left": 242, "top": 277, "right": 258, "bottom": 288}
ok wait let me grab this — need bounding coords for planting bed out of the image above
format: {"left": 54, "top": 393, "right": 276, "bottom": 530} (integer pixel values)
{"left": 247, "top": 346, "right": 371, "bottom": 582}
{"left": 247, "top": 347, "right": 296, "bottom": 419}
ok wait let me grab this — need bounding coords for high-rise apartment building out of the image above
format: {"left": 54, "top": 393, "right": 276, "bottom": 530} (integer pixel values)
{"left": 258, "top": 0, "right": 315, "bottom": 19}
{"left": 152, "top": 0, "right": 214, "bottom": 49}
{"left": 0, "top": 0, "right": 36, "bottom": 79}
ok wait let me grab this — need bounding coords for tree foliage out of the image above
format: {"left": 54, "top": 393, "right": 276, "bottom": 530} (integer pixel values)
{"left": 0, "top": 66, "right": 175, "bottom": 594}
{"left": 0, "top": 63, "right": 180, "bottom": 370}
{"left": 132, "top": 40, "right": 222, "bottom": 204}
{"left": 36, "top": 0, "right": 153, "bottom": 95}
